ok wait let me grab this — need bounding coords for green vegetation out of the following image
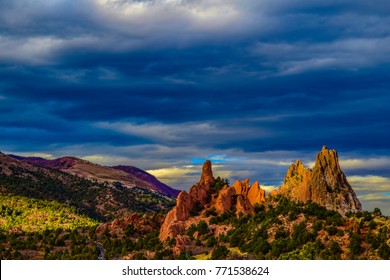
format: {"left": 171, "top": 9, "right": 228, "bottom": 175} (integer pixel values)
{"left": 0, "top": 166, "right": 175, "bottom": 221}
{"left": 189, "top": 195, "right": 390, "bottom": 260}
{"left": 0, "top": 195, "right": 98, "bottom": 232}
{"left": 0, "top": 195, "right": 100, "bottom": 259}
{"left": 210, "top": 177, "right": 229, "bottom": 194}
{"left": 1, "top": 167, "right": 389, "bottom": 260}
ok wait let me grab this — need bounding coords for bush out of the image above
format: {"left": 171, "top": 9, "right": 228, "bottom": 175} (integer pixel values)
{"left": 373, "top": 208, "right": 382, "bottom": 216}
{"left": 378, "top": 243, "right": 390, "bottom": 259}
{"left": 349, "top": 233, "right": 362, "bottom": 256}
{"left": 206, "top": 236, "right": 217, "bottom": 247}
{"left": 210, "top": 177, "right": 229, "bottom": 194}
{"left": 320, "top": 240, "right": 342, "bottom": 260}
{"left": 190, "top": 201, "right": 204, "bottom": 216}
{"left": 204, "top": 207, "right": 217, "bottom": 217}
{"left": 197, "top": 221, "right": 209, "bottom": 235}
{"left": 210, "top": 245, "right": 229, "bottom": 260}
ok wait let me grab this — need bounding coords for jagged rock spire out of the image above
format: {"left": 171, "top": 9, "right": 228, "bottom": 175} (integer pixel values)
{"left": 199, "top": 160, "right": 213, "bottom": 190}
{"left": 279, "top": 146, "right": 362, "bottom": 215}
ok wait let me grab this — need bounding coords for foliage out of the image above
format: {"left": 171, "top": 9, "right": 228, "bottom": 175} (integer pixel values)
{"left": 210, "top": 177, "right": 229, "bottom": 194}
{"left": 210, "top": 245, "right": 229, "bottom": 260}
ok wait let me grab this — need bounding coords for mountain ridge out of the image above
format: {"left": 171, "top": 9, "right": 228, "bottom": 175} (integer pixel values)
{"left": 1, "top": 152, "right": 176, "bottom": 221}
{"left": 8, "top": 154, "right": 179, "bottom": 198}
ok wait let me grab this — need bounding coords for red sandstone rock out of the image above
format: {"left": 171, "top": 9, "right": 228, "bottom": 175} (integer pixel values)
{"left": 215, "top": 185, "right": 236, "bottom": 214}
{"left": 247, "top": 181, "right": 266, "bottom": 206}
{"left": 236, "top": 195, "right": 255, "bottom": 215}
{"left": 159, "top": 160, "right": 214, "bottom": 240}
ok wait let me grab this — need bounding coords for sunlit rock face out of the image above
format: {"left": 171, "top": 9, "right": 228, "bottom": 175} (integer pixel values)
{"left": 279, "top": 146, "right": 362, "bottom": 215}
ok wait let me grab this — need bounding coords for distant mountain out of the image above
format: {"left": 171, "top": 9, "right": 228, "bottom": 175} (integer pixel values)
{"left": 9, "top": 154, "right": 179, "bottom": 198}
{"left": 1, "top": 153, "right": 176, "bottom": 221}
{"left": 113, "top": 165, "right": 180, "bottom": 197}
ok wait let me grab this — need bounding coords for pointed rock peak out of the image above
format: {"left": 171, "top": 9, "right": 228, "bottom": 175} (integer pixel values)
{"left": 199, "top": 160, "right": 213, "bottom": 189}
{"left": 232, "top": 180, "right": 241, "bottom": 187}
{"left": 315, "top": 146, "right": 340, "bottom": 171}
{"left": 318, "top": 145, "right": 337, "bottom": 157}
{"left": 232, "top": 179, "right": 250, "bottom": 195}
{"left": 250, "top": 181, "right": 260, "bottom": 189}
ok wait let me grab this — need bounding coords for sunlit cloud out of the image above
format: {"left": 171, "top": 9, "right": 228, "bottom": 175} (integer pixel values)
{"left": 340, "top": 157, "right": 390, "bottom": 170}
{"left": 81, "top": 155, "right": 134, "bottom": 166}
{"left": 95, "top": 121, "right": 271, "bottom": 145}
{"left": 260, "top": 185, "right": 278, "bottom": 194}
{"left": 4, "top": 151, "right": 54, "bottom": 159}
{"left": 348, "top": 175, "right": 390, "bottom": 192}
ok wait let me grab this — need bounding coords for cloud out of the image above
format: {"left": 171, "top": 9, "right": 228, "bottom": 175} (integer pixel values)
{"left": 1, "top": 0, "right": 390, "bottom": 216}
{"left": 348, "top": 175, "right": 390, "bottom": 215}
{"left": 95, "top": 120, "right": 271, "bottom": 146}
{"left": 147, "top": 163, "right": 233, "bottom": 190}
{"left": 251, "top": 37, "right": 390, "bottom": 76}
{"left": 4, "top": 152, "right": 54, "bottom": 159}
{"left": 340, "top": 158, "right": 390, "bottom": 170}
{"left": 348, "top": 175, "right": 390, "bottom": 192}
{"left": 81, "top": 155, "right": 135, "bottom": 166}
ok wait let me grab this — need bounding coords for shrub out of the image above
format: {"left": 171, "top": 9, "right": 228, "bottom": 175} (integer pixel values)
{"left": 210, "top": 245, "right": 229, "bottom": 260}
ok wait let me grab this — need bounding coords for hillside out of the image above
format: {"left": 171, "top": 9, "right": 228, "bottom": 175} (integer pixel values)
{"left": 10, "top": 155, "right": 179, "bottom": 198}
{"left": 0, "top": 153, "right": 175, "bottom": 221}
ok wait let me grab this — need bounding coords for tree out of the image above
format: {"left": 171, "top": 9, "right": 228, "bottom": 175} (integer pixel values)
{"left": 206, "top": 236, "right": 217, "bottom": 247}
{"left": 373, "top": 208, "right": 382, "bottom": 216}
{"left": 197, "top": 221, "right": 209, "bottom": 235}
{"left": 211, "top": 245, "right": 229, "bottom": 260}
{"left": 349, "top": 233, "right": 362, "bottom": 256}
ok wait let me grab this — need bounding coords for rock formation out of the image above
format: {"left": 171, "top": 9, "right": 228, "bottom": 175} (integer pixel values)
{"left": 214, "top": 186, "right": 236, "bottom": 215}
{"left": 159, "top": 160, "right": 214, "bottom": 240}
{"left": 279, "top": 146, "right": 362, "bottom": 214}
{"left": 159, "top": 146, "right": 361, "bottom": 243}
{"left": 159, "top": 161, "right": 266, "bottom": 240}
{"left": 247, "top": 181, "right": 266, "bottom": 206}
{"left": 236, "top": 195, "right": 255, "bottom": 215}
{"left": 232, "top": 179, "right": 250, "bottom": 195}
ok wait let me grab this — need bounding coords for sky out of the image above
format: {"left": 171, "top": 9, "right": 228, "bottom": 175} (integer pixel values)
{"left": 0, "top": 0, "right": 390, "bottom": 214}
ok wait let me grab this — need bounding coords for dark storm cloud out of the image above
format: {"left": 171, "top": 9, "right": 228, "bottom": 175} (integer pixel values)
{"left": 1, "top": 1, "right": 390, "bottom": 214}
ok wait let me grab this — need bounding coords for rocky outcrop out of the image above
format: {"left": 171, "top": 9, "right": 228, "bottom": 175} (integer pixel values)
{"left": 232, "top": 179, "right": 266, "bottom": 208}
{"left": 96, "top": 213, "right": 162, "bottom": 239}
{"left": 159, "top": 161, "right": 214, "bottom": 240}
{"left": 159, "top": 161, "right": 267, "bottom": 241}
{"left": 247, "top": 181, "right": 266, "bottom": 206}
{"left": 159, "top": 146, "right": 362, "bottom": 245}
{"left": 215, "top": 186, "right": 236, "bottom": 215}
{"left": 236, "top": 195, "right": 255, "bottom": 215}
{"left": 232, "top": 179, "right": 250, "bottom": 195}
{"left": 278, "top": 160, "right": 311, "bottom": 202}
{"left": 199, "top": 160, "right": 214, "bottom": 190}
{"left": 279, "top": 146, "right": 362, "bottom": 215}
